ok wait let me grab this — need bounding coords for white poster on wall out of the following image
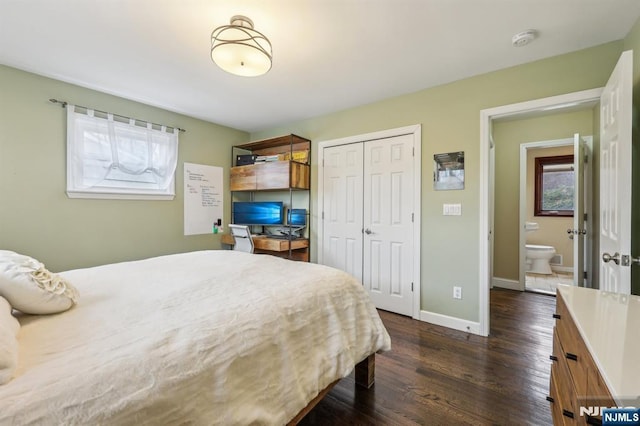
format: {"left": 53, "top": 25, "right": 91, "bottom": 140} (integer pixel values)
{"left": 184, "top": 162, "right": 224, "bottom": 236}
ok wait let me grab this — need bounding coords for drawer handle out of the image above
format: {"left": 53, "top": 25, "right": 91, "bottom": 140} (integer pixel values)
{"left": 546, "top": 396, "right": 554, "bottom": 403}
{"left": 553, "top": 313, "right": 561, "bottom": 319}
{"left": 565, "top": 352, "right": 578, "bottom": 361}
{"left": 586, "top": 415, "right": 602, "bottom": 425}
{"left": 563, "top": 409, "right": 575, "bottom": 419}
{"left": 549, "top": 355, "right": 558, "bottom": 362}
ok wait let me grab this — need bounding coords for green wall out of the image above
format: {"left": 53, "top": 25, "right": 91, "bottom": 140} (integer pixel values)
{"left": 492, "top": 110, "right": 594, "bottom": 281}
{"left": 623, "top": 17, "right": 640, "bottom": 295}
{"left": 0, "top": 65, "right": 248, "bottom": 272}
{"left": 252, "top": 41, "right": 623, "bottom": 322}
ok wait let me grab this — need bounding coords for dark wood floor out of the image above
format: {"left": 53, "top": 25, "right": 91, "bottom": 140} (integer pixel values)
{"left": 300, "top": 289, "right": 556, "bottom": 425}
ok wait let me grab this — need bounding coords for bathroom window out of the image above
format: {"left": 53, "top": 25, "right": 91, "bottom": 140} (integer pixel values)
{"left": 534, "top": 155, "right": 574, "bottom": 217}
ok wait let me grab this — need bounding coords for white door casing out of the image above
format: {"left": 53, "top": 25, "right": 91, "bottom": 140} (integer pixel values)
{"left": 317, "top": 125, "right": 422, "bottom": 319}
{"left": 363, "top": 135, "right": 415, "bottom": 316}
{"left": 517, "top": 137, "right": 591, "bottom": 291}
{"left": 321, "top": 143, "right": 364, "bottom": 282}
{"left": 573, "top": 133, "right": 586, "bottom": 286}
{"left": 481, "top": 88, "right": 603, "bottom": 336}
{"left": 599, "top": 50, "right": 633, "bottom": 295}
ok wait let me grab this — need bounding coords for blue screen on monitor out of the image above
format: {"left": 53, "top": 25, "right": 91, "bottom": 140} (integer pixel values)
{"left": 287, "top": 209, "right": 307, "bottom": 226}
{"left": 233, "top": 201, "right": 283, "bottom": 225}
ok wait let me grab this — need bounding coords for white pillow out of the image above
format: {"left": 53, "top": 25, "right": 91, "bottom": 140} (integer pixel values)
{"left": 0, "top": 295, "right": 19, "bottom": 385}
{"left": 0, "top": 250, "right": 79, "bottom": 315}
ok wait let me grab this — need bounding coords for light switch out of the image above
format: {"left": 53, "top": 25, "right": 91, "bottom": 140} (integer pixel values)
{"left": 443, "top": 203, "right": 462, "bottom": 216}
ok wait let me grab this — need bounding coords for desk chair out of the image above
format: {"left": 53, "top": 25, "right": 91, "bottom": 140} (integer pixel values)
{"left": 228, "top": 224, "right": 254, "bottom": 253}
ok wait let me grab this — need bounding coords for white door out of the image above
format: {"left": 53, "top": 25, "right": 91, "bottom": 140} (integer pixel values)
{"left": 599, "top": 50, "right": 633, "bottom": 294}
{"left": 321, "top": 135, "right": 415, "bottom": 316}
{"left": 363, "top": 135, "right": 414, "bottom": 316}
{"left": 573, "top": 134, "right": 586, "bottom": 286}
{"left": 321, "top": 143, "right": 364, "bottom": 282}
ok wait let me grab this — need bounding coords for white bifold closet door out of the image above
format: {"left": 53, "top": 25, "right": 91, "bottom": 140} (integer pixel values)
{"left": 322, "top": 134, "right": 414, "bottom": 316}
{"left": 322, "top": 143, "right": 365, "bottom": 282}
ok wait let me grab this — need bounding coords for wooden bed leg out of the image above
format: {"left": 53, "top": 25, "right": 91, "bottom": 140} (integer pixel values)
{"left": 355, "top": 354, "right": 375, "bottom": 389}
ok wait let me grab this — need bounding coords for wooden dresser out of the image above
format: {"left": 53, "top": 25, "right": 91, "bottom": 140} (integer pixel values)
{"left": 549, "top": 285, "right": 640, "bottom": 425}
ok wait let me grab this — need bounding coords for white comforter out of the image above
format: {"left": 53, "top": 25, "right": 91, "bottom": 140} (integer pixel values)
{"left": 0, "top": 250, "right": 390, "bottom": 425}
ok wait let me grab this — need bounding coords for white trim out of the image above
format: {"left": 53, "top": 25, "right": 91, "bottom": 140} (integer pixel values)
{"left": 480, "top": 87, "right": 602, "bottom": 337}
{"left": 492, "top": 277, "right": 521, "bottom": 291}
{"left": 518, "top": 136, "right": 593, "bottom": 289}
{"left": 317, "top": 124, "right": 422, "bottom": 320}
{"left": 519, "top": 137, "right": 576, "bottom": 292}
{"left": 420, "top": 310, "right": 481, "bottom": 335}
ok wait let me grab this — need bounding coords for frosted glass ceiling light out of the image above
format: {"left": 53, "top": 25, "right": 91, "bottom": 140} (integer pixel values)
{"left": 211, "top": 15, "right": 272, "bottom": 77}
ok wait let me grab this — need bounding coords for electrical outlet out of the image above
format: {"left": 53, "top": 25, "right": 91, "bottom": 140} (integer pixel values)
{"left": 453, "top": 286, "right": 462, "bottom": 300}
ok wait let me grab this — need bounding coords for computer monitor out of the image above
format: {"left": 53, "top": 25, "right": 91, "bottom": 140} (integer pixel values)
{"left": 232, "top": 201, "right": 284, "bottom": 226}
{"left": 287, "top": 208, "right": 307, "bottom": 227}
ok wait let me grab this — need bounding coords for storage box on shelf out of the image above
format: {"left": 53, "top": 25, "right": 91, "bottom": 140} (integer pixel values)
{"left": 230, "top": 160, "right": 309, "bottom": 191}
{"left": 229, "top": 134, "right": 311, "bottom": 261}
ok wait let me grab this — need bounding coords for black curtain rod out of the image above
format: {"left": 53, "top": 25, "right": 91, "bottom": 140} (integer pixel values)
{"left": 48, "top": 98, "right": 186, "bottom": 133}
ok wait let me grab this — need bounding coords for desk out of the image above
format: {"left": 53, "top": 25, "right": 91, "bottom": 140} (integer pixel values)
{"left": 221, "top": 234, "right": 310, "bottom": 262}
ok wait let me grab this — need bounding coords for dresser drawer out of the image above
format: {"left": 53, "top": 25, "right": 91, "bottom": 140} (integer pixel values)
{"left": 555, "top": 293, "right": 590, "bottom": 397}
{"left": 549, "top": 368, "right": 567, "bottom": 425}
{"left": 551, "top": 327, "right": 578, "bottom": 424}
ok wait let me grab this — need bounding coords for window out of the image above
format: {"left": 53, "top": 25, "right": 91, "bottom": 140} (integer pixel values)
{"left": 534, "top": 155, "right": 574, "bottom": 217}
{"left": 66, "top": 106, "right": 178, "bottom": 200}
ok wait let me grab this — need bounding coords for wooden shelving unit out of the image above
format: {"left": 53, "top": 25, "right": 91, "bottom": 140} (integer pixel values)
{"left": 229, "top": 134, "right": 311, "bottom": 261}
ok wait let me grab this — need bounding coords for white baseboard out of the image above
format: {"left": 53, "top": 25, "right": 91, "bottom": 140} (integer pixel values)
{"left": 551, "top": 266, "right": 573, "bottom": 273}
{"left": 492, "top": 277, "right": 522, "bottom": 291}
{"left": 420, "top": 310, "right": 481, "bottom": 335}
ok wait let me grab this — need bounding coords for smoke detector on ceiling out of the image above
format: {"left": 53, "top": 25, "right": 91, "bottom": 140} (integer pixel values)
{"left": 512, "top": 30, "right": 538, "bottom": 47}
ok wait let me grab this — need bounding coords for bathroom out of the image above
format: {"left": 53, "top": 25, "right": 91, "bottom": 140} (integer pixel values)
{"left": 524, "top": 145, "right": 575, "bottom": 294}
{"left": 491, "top": 109, "right": 595, "bottom": 295}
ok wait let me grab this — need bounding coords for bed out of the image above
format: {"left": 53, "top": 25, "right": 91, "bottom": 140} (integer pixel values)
{"left": 0, "top": 250, "right": 391, "bottom": 425}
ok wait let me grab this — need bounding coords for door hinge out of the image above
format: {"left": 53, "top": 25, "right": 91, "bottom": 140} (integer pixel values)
{"left": 584, "top": 154, "right": 588, "bottom": 163}
{"left": 411, "top": 282, "right": 414, "bottom": 291}
{"left": 412, "top": 147, "right": 415, "bottom": 156}
{"left": 411, "top": 212, "right": 414, "bottom": 222}
{"left": 583, "top": 271, "right": 587, "bottom": 279}
{"left": 322, "top": 158, "right": 325, "bottom": 167}
{"left": 583, "top": 213, "right": 588, "bottom": 221}
{"left": 321, "top": 211, "right": 324, "bottom": 220}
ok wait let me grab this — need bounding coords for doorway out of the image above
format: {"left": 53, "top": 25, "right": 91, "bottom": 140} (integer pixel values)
{"left": 479, "top": 87, "right": 602, "bottom": 336}
{"left": 317, "top": 125, "right": 422, "bottom": 319}
{"left": 519, "top": 136, "right": 593, "bottom": 295}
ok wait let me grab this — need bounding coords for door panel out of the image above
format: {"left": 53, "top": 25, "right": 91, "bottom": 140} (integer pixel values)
{"left": 363, "top": 135, "right": 414, "bottom": 315}
{"left": 322, "top": 143, "right": 364, "bottom": 282}
{"left": 600, "top": 50, "right": 632, "bottom": 294}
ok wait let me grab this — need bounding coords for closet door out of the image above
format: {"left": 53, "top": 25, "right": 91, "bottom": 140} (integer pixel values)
{"left": 321, "top": 143, "right": 364, "bottom": 282}
{"left": 363, "top": 135, "right": 414, "bottom": 316}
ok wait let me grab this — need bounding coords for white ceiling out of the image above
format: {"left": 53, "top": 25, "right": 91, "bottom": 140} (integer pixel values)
{"left": 1, "top": 1, "right": 639, "bottom": 132}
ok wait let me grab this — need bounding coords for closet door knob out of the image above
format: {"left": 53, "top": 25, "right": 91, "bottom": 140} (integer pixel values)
{"left": 602, "top": 252, "right": 621, "bottom": 265}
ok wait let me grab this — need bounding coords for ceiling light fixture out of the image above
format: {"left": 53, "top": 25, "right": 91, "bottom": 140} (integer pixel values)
{"left": 512, "top": 30, "right": 538, "bottom": 47}
{"left": 211, "top": 15, "right": 272, "bottom": 77}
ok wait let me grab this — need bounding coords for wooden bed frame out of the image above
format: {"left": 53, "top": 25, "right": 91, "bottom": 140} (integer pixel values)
{"left": 287, "top": 353, "right": 375, "bottom": 425}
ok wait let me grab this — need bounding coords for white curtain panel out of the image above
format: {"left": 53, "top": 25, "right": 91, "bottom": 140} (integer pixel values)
{"left": 67, "top": 105, "right": 178, "bottom": 192}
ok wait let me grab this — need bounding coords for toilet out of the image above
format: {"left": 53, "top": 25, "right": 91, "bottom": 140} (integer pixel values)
{"left": 525, "top": 244, "right": 556, "bottom": 274}
{"left": 525, "top": 222, "right": 556, "bottom": 275}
